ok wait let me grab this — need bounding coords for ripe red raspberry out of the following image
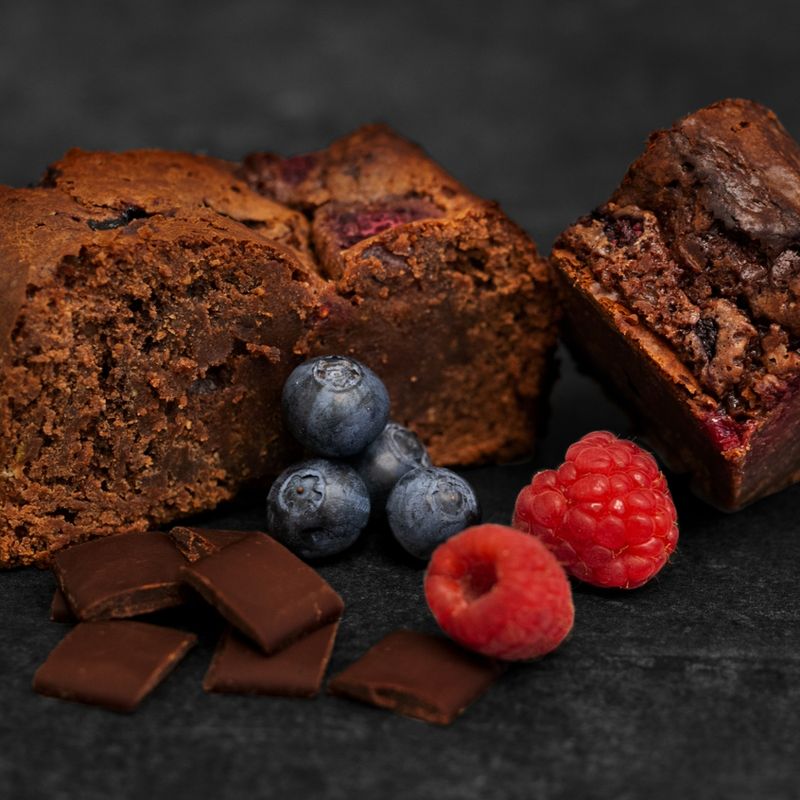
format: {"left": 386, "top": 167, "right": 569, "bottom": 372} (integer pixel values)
{"left": 424, "top": 524, "right": 574, "bottom": 661}
{"left": 513, "top": 431, "right": 678, "bottom": 589}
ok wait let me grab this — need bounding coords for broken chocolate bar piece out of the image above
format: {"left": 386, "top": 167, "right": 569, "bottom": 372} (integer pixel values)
{"left": 50, "top": 588, "right": 73, "bottom": 623}
{"left": 328, "top": 630, "right": 502, "bottom": 725}
{"left": 33, "top": 620, "right": 196, "bottom": 713}
{"left": 52, "top": 532, "right": 187, "bottom": 620}
{"left": 180, "top": 533, "right": 343, "bottom": 654}
{"left": 204, "top": 622, "right": 339, "bottom": 697}
{"left": 168, "top": 527, "right": 248, "bottom": 563}
{"left": 552, "top": 99, "right": 800, "bottom": 509}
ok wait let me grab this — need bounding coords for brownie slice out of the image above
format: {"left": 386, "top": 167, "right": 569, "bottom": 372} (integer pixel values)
{"left": 552, "top": 99, "right": 800, "bottom": 509}
{"left": 0, "top": 155, "right": 320, "bottom": 566}
{"left": 242, "top": 125, "right": 557, "bottom": 466}
{"left": 1, "top": 130, "right": 556, "bottom": 566}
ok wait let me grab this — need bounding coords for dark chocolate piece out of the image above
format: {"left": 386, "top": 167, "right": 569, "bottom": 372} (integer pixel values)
{"left": 328, "top": 630, "right": 502, "bottom": 725}
{"left": 552, "top": 99, "right": 800, "bottom": 509}
{"left": 50, "top": 588, "right": 73, "bottom": 623}
{"left": 180, "top": 533, "right": 343, "bottom": 654}
{"left": 52, "top": 532, "right": 187, "bottom": 621}
{"left": 204, "top": 622, "right": 339, "bottom": 697}
{"left": 33, "top": 620, "right": 196, "bottom": 713}
{"left": 167, "top": 527, "right": 248, "bottom": 563}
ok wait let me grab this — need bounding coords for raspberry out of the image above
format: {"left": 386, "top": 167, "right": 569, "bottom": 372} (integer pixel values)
{"left": 513, "top": 431, "right": 678, "bottom": 589}
{"left": 278, "top": 153, "right": 318, "bottom": 185}
{"left": 324, "top": 200, "right": 437, "bottom": 250}
{"left": 424, "top": 524, "right": 574, "bottom": 661}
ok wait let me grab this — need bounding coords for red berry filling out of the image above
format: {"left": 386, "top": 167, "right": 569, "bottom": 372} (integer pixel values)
{"left": 424, "top": 524, "right": 574, "bottom": 661}
{"left": 321, "top": 199, "right": 439, "bottom": 251}
{"left": 513, "top": 431, "right": 678, "bottom": 590}
{"left": 701, "top": 411, "right": 748, "bottom": 451}
{"left": 278, "top": 154, "right": 317, "bottom": 185}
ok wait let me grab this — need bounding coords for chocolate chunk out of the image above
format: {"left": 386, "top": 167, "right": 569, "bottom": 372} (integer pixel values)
{"left": 168, "top": 526, "right": 248, "bottom": 563}
{"left": 694, "top": 317, "right": 719, "bottom": 361}
{"left": 180, "top": 533, "right": 343, "bottom": 654}
{"left": 328, "top": 630, "right": 502, "bottom": 725}
{"left": 50, "top": 588, "right": 73, "bottom": 623}
{"left": 204, "top": 622, "right": 339, "bottom": 697}
{"left": 52, "top": 532, "right": 187, "bottom": 621}
{"left": 33, "top": 620, "right": 196, "bottom": 713}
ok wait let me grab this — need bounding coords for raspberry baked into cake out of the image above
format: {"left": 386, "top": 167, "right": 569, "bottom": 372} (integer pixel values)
{"left": 552, "top": 99, "right": 800, "bottom": 510}
{"left": 0, "top": 126, "right": 556, "bottom": 566}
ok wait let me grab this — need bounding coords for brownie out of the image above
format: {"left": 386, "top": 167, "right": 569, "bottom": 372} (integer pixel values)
{"left": 552, "top": 99, "right": 800, "bottom": 509}
{"left": 241, "top": 125, "right": 557, "bottom": 467}
{"left": 1, "top": 130, "right": 556, "bottom": 566}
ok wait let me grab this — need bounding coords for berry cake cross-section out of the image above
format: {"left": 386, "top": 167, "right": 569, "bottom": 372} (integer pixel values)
{"left": 0, "top": 127, "right": 556, "bottom": 566}
{"left": 552, "top": 99, "right": 800, "bottom": 510}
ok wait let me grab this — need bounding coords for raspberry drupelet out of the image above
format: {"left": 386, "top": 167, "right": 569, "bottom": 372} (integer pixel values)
{"left": 513, "top": 431, "right": 679, "bottom": 589}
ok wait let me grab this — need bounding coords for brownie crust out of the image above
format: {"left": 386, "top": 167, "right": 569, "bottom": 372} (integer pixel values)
{"left": 552, "top": 99, "right": 800, "bottom": 509}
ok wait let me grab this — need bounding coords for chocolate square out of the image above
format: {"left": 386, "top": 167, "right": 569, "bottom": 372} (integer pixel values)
{"left": 328, "top": 630, "right": 503, "bottom": 725}
{"left": 33, "top": 620, "right": 196, "bottom": 712}
{"left": 180, "top": 533, "right": 343, "bottom": 654}
{"left": 167, "top": 526, "right": 248, "bottom": 563}
{"left": 204, "top": 622, "right": 339, "bottom": 697}
{"left": 52, "top": 531, "right": 187, "bottom": 620}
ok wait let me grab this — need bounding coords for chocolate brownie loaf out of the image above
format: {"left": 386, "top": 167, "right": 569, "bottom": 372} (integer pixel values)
{"left": 1, "top": 127, "right": 555, "bottom": 566}
{"left": 552, "top": 99, "right": 800, "bottom": 510}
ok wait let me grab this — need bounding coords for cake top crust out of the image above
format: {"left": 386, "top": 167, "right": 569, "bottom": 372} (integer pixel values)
{"left": 615, "top": 99, "right": 800, "bottom": 255}
{"left": 0, "top": 125, "right": 508, "bottom": 360}
{"left": 240, "top": 123, "right": 479, "bottom": 215}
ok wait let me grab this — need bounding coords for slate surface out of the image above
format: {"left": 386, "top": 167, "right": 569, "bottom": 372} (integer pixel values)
{"left": 1, "top": 2, "right": 799, "bottom": 798}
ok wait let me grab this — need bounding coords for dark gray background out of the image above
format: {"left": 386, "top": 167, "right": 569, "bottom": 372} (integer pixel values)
{"left": 2, "top": 1, "right": 799, "bottom": 798}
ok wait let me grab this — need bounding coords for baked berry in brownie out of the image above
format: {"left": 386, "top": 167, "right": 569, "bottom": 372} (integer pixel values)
{"left": 552, "top": 99, "right": 800, "bottom": 509}
{"left": 1, "top": 129, "right": 556, "bottom": 566}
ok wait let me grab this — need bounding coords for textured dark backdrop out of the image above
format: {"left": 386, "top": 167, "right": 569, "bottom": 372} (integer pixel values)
{"left": 2, "top": 2, "right": 800, "bottom": 798}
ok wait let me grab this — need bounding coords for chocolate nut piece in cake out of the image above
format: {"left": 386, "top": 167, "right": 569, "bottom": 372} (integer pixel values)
{"left": 1, "top": 129, "right": 556, "bottom": 566}
{"left": 552, "top": 99, "right": 800, "bottom": 510}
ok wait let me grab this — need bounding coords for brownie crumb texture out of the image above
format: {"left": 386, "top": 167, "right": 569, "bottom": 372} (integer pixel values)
{"left": 553, "top": 99, "right": 800, "bottom": 508}
{"left": 0, "top": 128, "right": 557, "bottom": 566}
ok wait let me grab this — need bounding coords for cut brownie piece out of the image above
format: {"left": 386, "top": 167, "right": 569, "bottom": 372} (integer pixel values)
{"left": 1, "top": 128, "right": 555, "bottom": 566}
{"left": 242, "top": 125, "right": 557, "bottom": 467}
{"left": 0, "top": 158, "right": 320, "bottom": 566}
{"left": 552, "top": 99, "right": 800, "bottom": 509}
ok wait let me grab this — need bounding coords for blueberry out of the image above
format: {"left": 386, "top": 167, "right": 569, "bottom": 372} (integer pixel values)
{"left": 282, "top": 355, "right": 390, "bottom": 458}
{"left": 353, "top": 422, "right": 432, "bottom": 508}
{"left": 386, "top": 467, "right": 481, "bottom": 560}
{"left": 267, "top": 459, "right": 370, "bottom": 559}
